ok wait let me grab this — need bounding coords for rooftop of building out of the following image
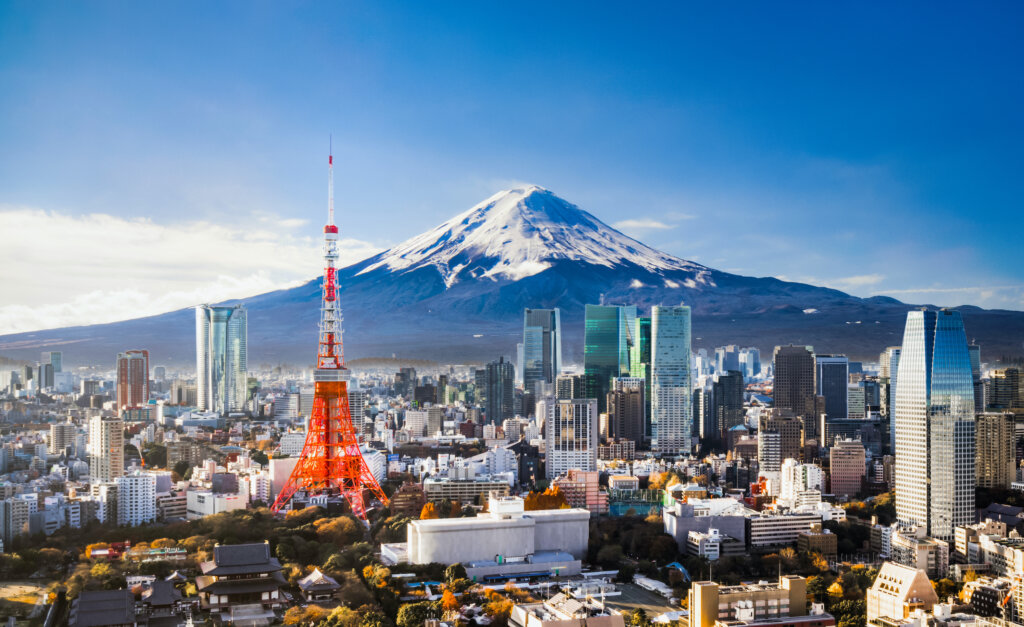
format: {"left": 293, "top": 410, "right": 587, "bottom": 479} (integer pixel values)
{"left": 69, "top": 589, "right": 136, "bottom": 627}
{"left": 199, "top": 541, "right": 282, "bottom": 576}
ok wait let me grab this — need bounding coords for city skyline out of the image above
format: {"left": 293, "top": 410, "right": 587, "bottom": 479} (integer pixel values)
{"left": 2, "top": 3, "right": 1024, "bottom": 335}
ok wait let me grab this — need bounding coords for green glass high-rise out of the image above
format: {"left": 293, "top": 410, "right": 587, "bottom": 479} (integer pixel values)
{"left": 629, "top": 316, "right": 653, "bottom": 440}
{"left": 584, "top": 304, "right": 635, "bottom": 413}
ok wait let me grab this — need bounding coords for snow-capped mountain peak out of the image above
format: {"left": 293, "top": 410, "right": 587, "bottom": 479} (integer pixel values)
{"left": 358, "top": 185, "right": 708, "bottom": 287}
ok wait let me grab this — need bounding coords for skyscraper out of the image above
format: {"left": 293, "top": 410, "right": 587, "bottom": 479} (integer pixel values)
{"left": 651, "top": 305, "right": 692, "bottom": 455}
{"left": 484, "top": 357, "right": 515, "bottom": 423}
{"left": 815, "top": 355, "right": 849, "bottom": 420}
{"left": 542, "top": 398, "right": 599, "bottom": 479}
{"left": 976, "top": 412, "right": 1014, "bottom": 489}
{"left": 894, "top": 309, "right": 975, "bottom": 541}
{"left": 195, "top": 304, "right": 248, "bottom": 414}
{"left": 522, "top": 308, "right": 562, "bottom": 396}
{"left": 606, "top": 377, "right": 645, "bottom": 444}
{"left": 116, "top": 350, "right": 150, "bottom": 415}
{"left": 42, "top": 351, "right": 62, "bottom": 373}
{"left": 88, "top": 415, "right": 124, "bottom": 482}
{"left": 774, "top": 345, "right": 816, "bottom": 416}
{"left": 739, "top": 347, "right": 761, "bottom": 379}
{"left": 629, "top": 316, "right": 653, "bottom": 438}
{"left": 715, "top": 345, "right": 741, "bottom": 373}
{"left": 712, "top": 370, "right": 745, "bottom": 444}
{"left": 584, "top": 304, "right": 635, "bottom": 413}
{"left": 880, "top": 346, "right": 901, "bottom": 451}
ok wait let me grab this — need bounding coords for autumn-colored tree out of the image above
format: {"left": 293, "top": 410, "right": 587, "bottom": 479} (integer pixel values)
{"left": 485, "top": 598, "right": 514, "bottom": 627}
{"left": 964, "top": 568, "right": 978, "bottom": 582}
{"left": 827, "top": 581, "right": 844, "bottom": 600}
{"left": 316, "top": 516, "right": 362, "bottom": 545}
{"left": 283, "top": 605, "right": 330, "bottom": 625}
{"left": 420, "top": 502, "right": 439, "bottom": 519}
{"left": 442, "top": 589, "right": 461, "bottom": 614}
{"left": 151, "top": 538, "right": 177, "bottom": 549}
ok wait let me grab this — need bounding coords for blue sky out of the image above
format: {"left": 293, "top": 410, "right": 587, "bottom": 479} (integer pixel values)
{"left": 1, "top": 2, "right": 1022, "bottom": 332}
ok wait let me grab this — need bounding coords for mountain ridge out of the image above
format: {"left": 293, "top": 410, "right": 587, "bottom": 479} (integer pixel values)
{"left": 2, "top": 186, "right": 1023, "bottom": 367}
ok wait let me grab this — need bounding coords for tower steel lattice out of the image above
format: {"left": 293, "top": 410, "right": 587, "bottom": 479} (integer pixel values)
{"left": 270, "top": 149, "right": 389, "bottom": 520}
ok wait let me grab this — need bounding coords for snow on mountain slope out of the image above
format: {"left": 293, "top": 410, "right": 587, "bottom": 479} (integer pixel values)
{"left": 357, "top": 185, "right": 713, "bottom": 287}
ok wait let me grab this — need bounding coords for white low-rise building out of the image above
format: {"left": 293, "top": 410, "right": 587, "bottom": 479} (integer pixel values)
{"left": 384, "top": 493, "right": 590, "bottom": 580}
{"left": 186, "top": 489, "right": 248, "bottom": 520}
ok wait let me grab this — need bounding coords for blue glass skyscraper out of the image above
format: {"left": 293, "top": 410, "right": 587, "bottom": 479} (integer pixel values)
{"left": 196, "top": 304, "right": 248, "bottom": 414}
{"left": 523, "top": 308, "right": 561, "bottom": 396}
{"left": 894, "top": 308, "right": 975, "bottom": 541}
{"left": 651, "top": 305, "right": 693, "bottom": 455}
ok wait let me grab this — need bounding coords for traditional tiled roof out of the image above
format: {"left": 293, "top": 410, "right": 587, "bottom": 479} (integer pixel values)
{"left": 142, "top": 580, "right": 182, "bottom": 607}
{"left": 299, "top": 568, "right": 340, "bottom": 592}
{"left": 69, "top": 589, "right": 136, "bottom": 627}
{"left": 196, "top": 571, "right": 287, "bottom": 595}
{"left": 199, "top": 542, "right": 282, "bottom": 576}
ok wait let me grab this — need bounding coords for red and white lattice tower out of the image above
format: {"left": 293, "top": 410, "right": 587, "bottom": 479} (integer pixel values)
{"left": 270, "top": 149, "right": 389, "bottom": 520}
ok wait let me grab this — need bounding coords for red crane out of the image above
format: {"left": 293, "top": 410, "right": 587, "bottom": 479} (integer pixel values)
{"left": 270, "top": 148, "right": 389, "bottom": 520}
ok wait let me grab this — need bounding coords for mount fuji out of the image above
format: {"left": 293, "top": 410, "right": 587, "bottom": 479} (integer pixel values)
{"left": 3, "top": 186, "right": 1023, "bottom": 367}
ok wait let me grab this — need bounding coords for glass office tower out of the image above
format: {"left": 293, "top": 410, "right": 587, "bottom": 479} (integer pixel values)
{"left": 196, "top": 304, "right": 248, "bottom": 414}
{"left": 629, "top": 316, "right": 653, "bottom": 439}
{"left": 523, "top": 308, "right": 562, "bottom": 396}
{"left": 651, "top": 305, "right": 693, "bottom": 455}
{"left": 583, "top": 304, "right": 635, "bottom": 412}
{"left": 816, "top": 355, "right": 850, "bottom": 420}
{"left": 894, "top": 309, "right": 975, "bottom": 541}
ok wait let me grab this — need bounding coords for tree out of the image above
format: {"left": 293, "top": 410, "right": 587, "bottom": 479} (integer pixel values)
{"left": 358, "top": 605, "right": 392, "bottom": 627}
{"left": 316, "top": 517, "right": 363, "bottom": 545}
{"left": 420, "top": 503, "right": 439, "bottom": 519}
{"left": 142, "top": 443, "right": 167, "bottom": 468}
{"left": 828, "top": 581, "right": 844, "bottom": 604}
{"left": 630, "top": 609, "right": 652, "bottom": 627}
{"left": 173, "top": 460, "right": 190, "bottom": 478}
{"left": 596, "top": 545, "right": 624, "bottom": 567}
{"left": 151, "top": 538, "right": 177, "bottom": 549}
{"left": 445, "top": 563, "right": 467, "bottom": 583}
{"left": 441, "top": 589, "right": 461, "bottom": 614}
{"left": 964, "top": 568, "right": 978, "bottom": 582}
{"left": 322, "top": 606, "right": 361, "bottom": 627}
{"left": 284, "top": 605, "right": 330, "bottom": 625}
{"left": 934, "top": 578, "right": 958, "bottom": 601}
{"left": 249, "top": 448, "right": 270, "bottom": 466}
{"left": 397, "top": 602, "right": 436, "bottom": 627}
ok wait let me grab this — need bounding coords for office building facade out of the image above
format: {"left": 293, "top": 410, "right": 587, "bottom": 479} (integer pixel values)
{"left": 816, "top": 355, "right": 849, "bottom": 420}
{"left": 195, "top": 304, "right": 248, "bottom": 414}
{"left": 651, "top": 305, "right": 693, "bottom": 455}
{"left": 116, "top": 349, "right": 150, "bottom": 415}
{"left": 88, "top": 416, "right": 124, "bottom": 482}
{"left": 543, "top": 398, "right": 599, "bottom": 479}
{"left": 583, "top": 304, "right": 635, "bottom": 413}
{"left": 894, "top": 309, "right": 975, "bottom": 541}
{"left": 522, "top": 308, "right": 562, "bottom": 396}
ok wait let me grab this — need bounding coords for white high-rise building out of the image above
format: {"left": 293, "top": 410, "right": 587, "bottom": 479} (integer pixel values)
{"left": 115, "top": 472, "right": 157, "bottom": 527}
{"left": 894, "top": 309, "right": 975, "bottom": 541}
{"left": 195, "top": 304, "right": 248, "bottom": 414}
{"left": 542, "top": 398, "right": 598, "bottom": 478}
{"left": 651, "top": 305, "right": 693, "bottom": 455}
{"left": 778, "top": 458, "right": 823, "bottom": 508}
{"left": 88, "top": 416, "right": 124, "bottom": 482}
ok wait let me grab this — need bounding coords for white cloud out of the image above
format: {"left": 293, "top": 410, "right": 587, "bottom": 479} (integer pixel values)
{"left": 776, "top": 274, "right": 886, "bottom": 290}
{"left": 829, "top": 274, "right": 886, "bottom": 288}
{"left": 612, "top": 218, "right": 674, "bottom": 232}
{"left": 0, "top": 207, "right": 382, "bottom": 334}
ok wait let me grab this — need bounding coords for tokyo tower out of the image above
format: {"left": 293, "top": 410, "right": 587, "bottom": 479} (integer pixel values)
{"left": 270, "top": 149, "right": 389, "bottom": 520}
